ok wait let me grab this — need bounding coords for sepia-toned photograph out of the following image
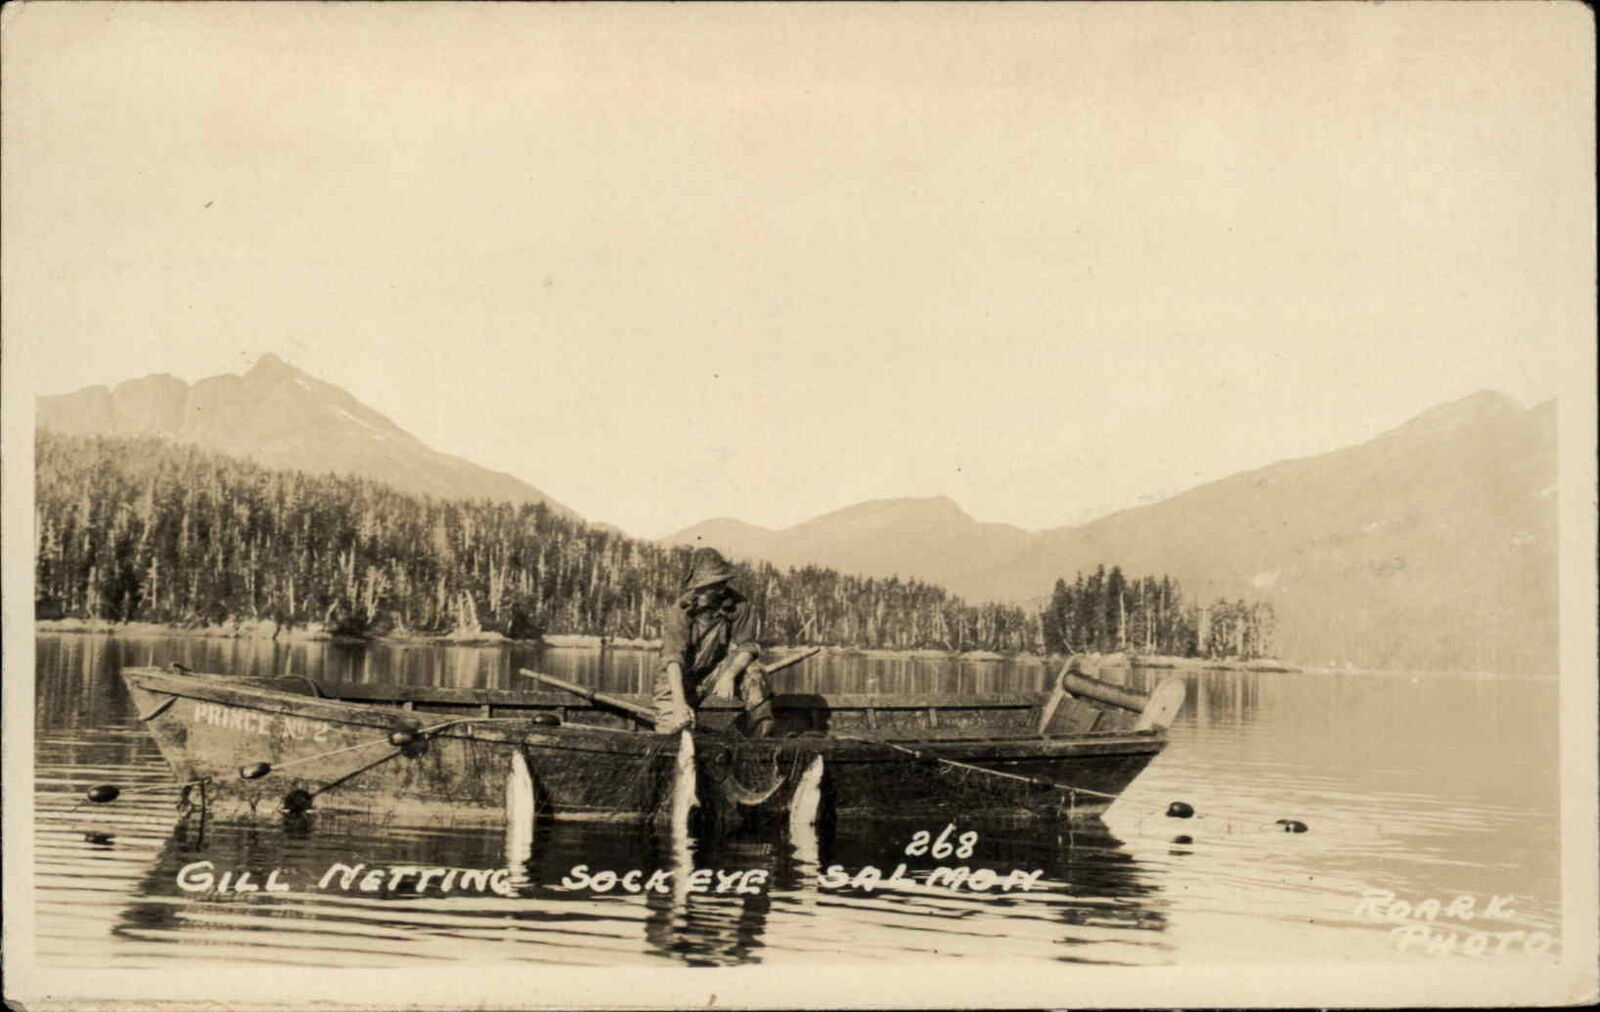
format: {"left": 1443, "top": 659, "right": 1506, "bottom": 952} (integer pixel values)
{"left": 3, "top": 3, "right": 1595, "bottom": 1009}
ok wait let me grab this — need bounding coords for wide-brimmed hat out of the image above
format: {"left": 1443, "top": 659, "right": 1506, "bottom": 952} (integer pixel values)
{"left": 684, "top": 547, "right": 736, "bottom": 591}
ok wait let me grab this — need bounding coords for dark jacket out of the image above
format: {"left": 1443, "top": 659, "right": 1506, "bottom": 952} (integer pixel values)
{"left": 659, "top": 587, "right": 760, "bottom": 682}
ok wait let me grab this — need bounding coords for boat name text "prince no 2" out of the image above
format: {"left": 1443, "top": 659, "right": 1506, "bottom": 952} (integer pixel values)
{"left": 192, "top": 701, "right": 331, "bottom": 742}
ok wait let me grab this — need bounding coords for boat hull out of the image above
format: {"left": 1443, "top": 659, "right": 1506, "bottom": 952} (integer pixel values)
{"left": 120, "top": 668, "right": 1168, "bottom": 825}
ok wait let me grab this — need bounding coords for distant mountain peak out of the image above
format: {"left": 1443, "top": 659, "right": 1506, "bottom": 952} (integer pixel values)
{"left": 909, "top": 493, "right": 967, "bottom": 513}
{"left": 817, "top": 494, "right": 974, "bottom": 523}
{"left": 671, "top": 516, "right": 775, "bottom": 546}
{"left": 664, "top": 389, "right": 1553, "bottom": 672}
{"left": 697, "top": 515, "right": 773, "bottom": 530}
{"left": 245, "top": 352, "right": 311, "bottom": 382}
{"left": 114, "top": 372, "right": 186, "bottom": 393}
{"left": 663, "top": 491, "right": 1030, "bottom": 588}
{"left": 1391, "top": 389, "right": 1520, "bottom": 439}
{"left": 37, "top": 359, "right": 582, "bottom": 521}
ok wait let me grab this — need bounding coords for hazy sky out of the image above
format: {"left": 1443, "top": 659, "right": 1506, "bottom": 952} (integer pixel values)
{"left": 5, "top": 3, "right": 1592, "bottom": 537}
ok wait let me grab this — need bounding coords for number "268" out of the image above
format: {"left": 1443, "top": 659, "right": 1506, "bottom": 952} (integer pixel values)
{"left": 905, "top": 823, "right": 978, "bottom": 860}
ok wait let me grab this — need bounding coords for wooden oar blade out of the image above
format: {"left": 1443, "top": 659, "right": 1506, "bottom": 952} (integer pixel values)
{"left": 763, "top": 646, "right": 822, "bottom": 676}
{"left": 517, "top": 668, "right": 655, "bottom": 725}
{"left": 1134, "top": 678, "right": 1187, "bottom": 731}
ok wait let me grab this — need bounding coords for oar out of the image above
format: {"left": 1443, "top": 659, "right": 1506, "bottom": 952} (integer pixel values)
{"left": 759, "top": 646, "right": 822, "bottom": 677}
{"left": 698, "top": 646, "right": 824, "bottom": 702}
{"left": 517, "top": 669, "right": 655, "bottom": 726}
{"left": 521, "top": 648, "right": 820, "bottom": 726}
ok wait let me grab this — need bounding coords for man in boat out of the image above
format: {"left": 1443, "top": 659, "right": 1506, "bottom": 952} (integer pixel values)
{"left": 655, "top": 547, "right": 773, "bottom": 736}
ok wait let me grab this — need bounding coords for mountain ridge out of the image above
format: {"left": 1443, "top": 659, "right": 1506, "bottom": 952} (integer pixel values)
{"left": 667, "top": 390, "right": 1556, "bottom": 673}
{"left": 37, "top": 358, "right": 1556, "bottom": 672}
{"left": 36, "top": 354, "right": 581, "bottom": 519}
{"left": 668, "top": 493, "right": 1033, "bottom": 590}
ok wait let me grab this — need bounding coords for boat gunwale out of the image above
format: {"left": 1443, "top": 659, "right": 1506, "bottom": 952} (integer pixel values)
{"left": 120, "top": 665, "right": 1154, "bottom": 711}
{"left": 121, "top": 667, "right": 1166, "bottom": 759}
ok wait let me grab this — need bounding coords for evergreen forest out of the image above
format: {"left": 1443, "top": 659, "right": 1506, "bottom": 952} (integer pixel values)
{"left": 35, "top": 431, "right": 1275, "bottom": 658}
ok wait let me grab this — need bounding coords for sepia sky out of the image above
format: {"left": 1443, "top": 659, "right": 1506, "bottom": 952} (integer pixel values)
{"left": 4, "top": 3, "right": 1592, "bottom": 537}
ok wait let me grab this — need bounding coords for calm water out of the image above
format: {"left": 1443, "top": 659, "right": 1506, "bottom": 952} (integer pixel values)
{"left": 32, "top": 633, "right": 1562, "bottom": 969}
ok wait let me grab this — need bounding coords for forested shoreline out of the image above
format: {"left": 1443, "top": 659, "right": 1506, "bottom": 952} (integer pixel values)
{"left": 35, "top": 431, "right": 1277, "bottom": 659}
{"left": 1041, "top": 569, "right": 1276, "bottom": 660}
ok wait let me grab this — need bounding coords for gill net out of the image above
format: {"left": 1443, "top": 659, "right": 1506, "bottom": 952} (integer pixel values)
{"left": 562, "top": 730, "right": 1124, "bottom": 824}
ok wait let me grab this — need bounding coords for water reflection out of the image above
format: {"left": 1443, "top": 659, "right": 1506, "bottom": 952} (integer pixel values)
{"left": 35, "top": 631, "right": 1056, "bottom": 716}
{"left": 1115, "top": 664, "right": 1261, "bottom": 725}
{"left": 32, "top": 632, "right": 1563, "bottom": 969}
{"left": 83, "top": 793, "right": 1161, "bottom": 968}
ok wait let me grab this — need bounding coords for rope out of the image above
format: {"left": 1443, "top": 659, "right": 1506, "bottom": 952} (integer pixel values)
{"left": 85, "top": 717, "right": 504, "bottom": 807}
{"left": 1131, "top": 811, "right": 1351, "bottom": 836}
{"left": 307, "top": 749, "right": 408, "bottom": 798}
{"left": 69, "top": 776, "right": 211, "bottom": 817}
{"left": 119, "top": 777, "right": 211, "bottom": 796}
{"left": 833, "top": 742, "right": 1330, "bottom": 833}
{"left": 261, "top": 716, "right": 506, "bottom": 773}
{"left": 834, "top": 736, "right": 1123, "bottom": 802}
{"left": 269, "top": 736, "right": 394, "bottom": 772}
{"left": 844, "top": 747, "right": 1333, "bottom": 834}
{"left": 284, "top": 674, "right": 323, "bottom": 698}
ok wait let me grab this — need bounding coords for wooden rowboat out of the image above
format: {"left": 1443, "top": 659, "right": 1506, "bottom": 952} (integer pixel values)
{"left": 118, "top": 663, "right": 1184, "bottom": 826}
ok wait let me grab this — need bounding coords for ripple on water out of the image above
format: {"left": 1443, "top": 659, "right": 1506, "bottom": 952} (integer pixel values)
{"left": 29, "top": 633, "right": 1564, "bottom": 968}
